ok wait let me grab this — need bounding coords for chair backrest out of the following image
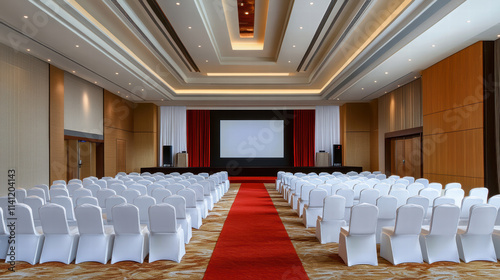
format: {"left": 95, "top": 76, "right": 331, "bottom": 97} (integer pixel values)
{"left": 488, "top": 195, "right": 500, "bottom": 225}
{"left": 395, "top": 179, "right": 410, "bottom": 186}
{"left": 147, "top": 183, "right": 164, "bottom": 196}
{"left": 188, "top": 183, "right": 205, "bottom": 201}
{"left": 322, "top": 195, "right": 346, "bottom": 221}
{"left": 394, "top": 204, "right": 424, "bottom": 235}
{"left": 343, "top": 180, "right": 360, "bottom": 189}
{"left": 364, "top": 179, "right": 380, "bottom": 188}
{"left": 469, "top": 187, "right": 488, "bottom": 203}
{"left": 68, "top": 179, "right": 82, "bottom": 185}
{"left": 14, "top": 188, "right": 27, "bottom": 203}
{"left": 129, "top": 183, "right": 147, "bottom": 196}
{"left": 308, "top": 178, "right": 324, "bottom": 186}
{"left": 433, "top": 196, "right": 455, "bottom": 207}
{"left": 107, "top": 179, "right": 123, "bottom": 186}
{"left": 299, "top": 183, "right": 315, "bottom": 199}
{"left": 352, "top": 183, "right": 370, "bottom": 200}
{"left": 165, "top": 183, "right": 185, "bottom": 194}
{"left": 75, "top": 204, "right": 105, "bottom": 234}
{"left": 390, "top": 183, "right": 407, "bottom": 191}
{"left": 50, "top": 188, "right": 69, "bottom": 198}
{"left": 67, "top": 183, "right": 83, "bottom": 196}
{"left": 96, "top": 188, "right": 117, "bottom": 208}
{"left": 137, "top": 180, "right": 152, "bottom": 187}
{"left": 375, "top": 174, "right": 387, "bottom": 180}
{"left": 308, "top": 188, "right": 328, "bottom": 207}
{"left": 325, "top": 178, "right": 342, "bottom": 186}
{"left": 419, "top": 188, "right": 440, "bottom": 203}
{"left": 187, "top": 178, "right": 198, "bottom": 185}
{"left": 177, "top": 188, "right": 197, "bottom": 208}
{"left": 40, "top": 203, "right": 70, "bottom": 234}
{"left": 177, "top": 180, "right": 191, "bottom": 188}
{"left": 95, "top": 179, "right": 107, "bottom": 189}
{"left": 465, "top": 204, "right": 497, "bottom": 235}
{"left": 427, "top": 182, "right": 443, "bottom": 192}
{"left": 105, "top": 195, "right": 127, "bottom": 222}
{"left": 402, "top": 176, "right": 415, "bottom": 184}
{"left": 459, "top": 196, "right": 484, "bottom": 219}
{"left": 76, "top": 196, "right": 99, "bottom": 207}
{"left": 112, "top": 203, "right": 141, "bottom": 234}
{"left": 316, "top": 184, "right": 332, "bottom": 196}
{"left": 407, "top": 183, "right": 425, "bottom": 197}
{"left": 445, "top": 182, "right": 461, "bottom": 190}
{"left": 346, "top": 171, "right": 358, "bottom": 176}
{"left": 149, "top": 203, "right": 178, "bottom": 233}
{"left": 406, "top": 196, "right": 429, "bottom": 217}
{"left": 376, "top": 195, "right": 397, "bottom": 219}
{"left": 152, "top": 188, "right": 172, "bottom": 203}
{"left": 0, "top": 208, "right": 6, "bottom": 234}
{"left": 23, "top": 196, "right": 45, "bottom": 220}
{"left": 373, "top": 182, "right": 391, "bottom": 196}
{"left": 336, "top": 188, "right": 354, "bottom": 207}
{"left": 388, "top": 175, "right": 400, "bottom": 180}
{"left": 122, "top": 188, "right": 141, "bottom": 203}
{"left": 415, "top": 178, "right": 429, "bottom": 186}
{"left": 27, "top": 187, "right": 46, "bottom": 203}
{"left": 133, "top": 195, "right": 156, "bottom": 223}
{"left": 444, "top": 188, "right": 465, "bottom": 206}
{"left": 124, "top": 180, "right": 136, "bottom": 187}
{"left": 163, "top": 195, "right": 187, "bottom": 219}
{"left": 198, "top": 180, "right": 211, "bottom": 196}
{"left": 14, "top": 203, "right": 38, "bottom": 234}
{"left": 34, "top": 184, "right": 50, "bottom": 201}
{"left": 428, "top": 204, "right": 460, "bottom": 235}
{"left": 51, "top": 195, "right": 76, "bottom": 221}
{"left": 348, "top": 203, "right": 378, "bottom": 235}
{"left": 359, "top": 188, "right": 380, "bottom": 205}
{"left": 156, "top": 180, "right": 170, "bottom": 187}
{"left": 109, "top": 183, "right": 127, "bottom": 195}
{"left": 389, "top": 188, "right": 410, "bottom": 207}
{"left": 83, "top": 178, "right": 94, "bottom": 186}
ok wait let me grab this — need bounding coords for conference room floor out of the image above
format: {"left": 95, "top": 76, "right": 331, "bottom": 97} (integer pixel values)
{"left": 2, "top": 183, "right": 500, "bottom": 279}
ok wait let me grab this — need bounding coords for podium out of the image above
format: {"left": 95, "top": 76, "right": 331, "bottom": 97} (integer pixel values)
{"left": 315, "top": 152, "right": 330, "bottom": 167}
{"left": 175, "top": 153, "right": 188, "bottom": 167}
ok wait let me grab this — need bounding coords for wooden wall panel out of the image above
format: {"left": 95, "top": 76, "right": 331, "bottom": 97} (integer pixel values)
{"left": 370, "top": 100, "right": 379, "bottom": 171}
{"left": 49, "top": 65, "right": 66, "bottom": 183}
{"left": 340, "top": 103, "right": 372, "bottom": 171}
{"left": 133, "top": 103, "right": 158, "bottom": 171}
{"left": 344, "top": 132, "right": 371, "bottom": 171}
{"left": 422, "top": 41, "right": 484, "bottom": 191}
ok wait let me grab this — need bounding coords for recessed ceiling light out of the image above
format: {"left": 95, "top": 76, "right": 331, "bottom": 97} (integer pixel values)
{"left": 361, "top": 88, "right": 364, "bottom": 90}
{"left": 205, "top": 60, "right": 208, "bottom": 62}
{"left": 23, "top": 15, "right": 28, "bottom": 19}
{"left": 408, "top": 58, "right": 412, "bottom": 61}
{"left": 117, "top": 91, "right": 120, "bottom": 93}
{"left": 26, "top": 49, "right": 30, "bottom": 52}
{"left": 161, "top": 99, "right": 164, "bottom": 101}
{"left": 384, "top": 72, "right": 388, "bottom": 75}
{"left": 337, "top": 98, "right": 339, "bottom": 100}
{"left": 188, "top": 26, "right": 192, "bottom": 29}
{"left": 175, "top": 2, "right": 180, "bottom": 6}
{"left": 240, "top": 3, "right": 244, "bottom": 6}
{"left": 72, "top": 70, "right": 75, "bottom": 73}
{"left": 466, "top": 20, "right": 471, "bottom": 23}
{"left": 128, "top": 82, "right": 131, "bottom": 85}
{"left": 141, "top": 89, "right": 144, "bottom": 91}
{"left": 288, "top": 60, "right": 291, "bottom": 63}
{"left": 374, "top": 81, "right": 377, "bottom": 83}
{"left": 497, "top": 35, "right": 500, "bottom": 38}
{"left": 414, "top": 76, "right": 417, "bottom": 79}
{"left": 310, "top": 2, "right": 314, "bottom": 5}
{"left": 299, "top": 26, "right": 303, "bottom": 30}
{"left": 126, "top": 95, "right": 129, "bottom": 98}
{"left": 47, "top": 59, "right": 51, "bottom": 62}
{"left": 75, "top": 45, "right": 79, "bottom": 48}
{"left": 398, "top": 85, "right": 401, "bottom": 87}
{"left": 385, "top": 91, "right": 387, "bottom": 93}
{"left": 115, "top": 72, "right": 119, "bottom": 75}
{"left": 244, "top": 12, "right": 249, "bottom": 15}
{"left": 198, "top": 45, "right": 201, "bottom": 48}
{"left": 292, "top": 45, "right": 296, "bottom": 48}
{"left": 94, "top": 81, "right": 97, "bottom": 84}
{"left": 432, "top": 44, "right": 436, "bottom": 47}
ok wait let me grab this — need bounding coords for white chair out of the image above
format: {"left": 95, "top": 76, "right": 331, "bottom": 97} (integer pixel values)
{"left": 390, "top": 183, "right": 407, "bottom": 191}
{"left": 188, "top": 183, "right": 208, "bottom": 219}
{"left": 23, "top": 196, "right": 44, "bottom": 226}
{"left": 95, "top": 179, "right": 107, "bottom": 190}
{"left": 373, "top": 182, "right": 391, "bottom": 196}
{"left": 419, "top": 204, "right": 460, "bottom": 264}
{"left": 469, "top": 187, "right": 488, "bottom": 203}
{"left": 165, "top": 183, "right": 186, "bottom": 195}
{"left": 376, "top": 195, "right": 397, "bottom": 243}
{"left": 147, "top": 183, "right": 164, "bottom": 196}
{"left": 39, "top": 203, "right": 79, "bottom": 264}
{"left": 163, "top": 195, "right": 192, "bottom": 244}
{"left": 68, "top": 179, "right": 82, "bottom": 185}
{"left": 406, "top": 196, "right": 429, "bottom": 222}
{"left": 389, "top": 188, "right": 410, "bottom": 208}
{"left": 459, "top": 196, "right": 484, "bottom": 225}
{"left": 352, "top": 183, "right": 370, "bottom": 203}
{"left": 129, "top": 184, "right": 147, "bottom": 196}
{"left": 317, "top": 184, "right": 333, "bottom": 196}
{"left": 375, "top": 174, "right": 387, "bottom": 180}
{"left": 488, "top": 195, "right": 500, "bottom": 226}
{"left": 148, "top": 203, "right": 185, "bottom": 263}
{"left": 402, "top": 176, "right": 415, "bottom": 184}
{"left": 316, "top": 195, "right": 346, "bottom": 244}
{"left": 428, "top": 182, "right": 443, "bottom": 192}
{"left": 137, "top": 180, "right": 152, "bottom": 187}
{"left": 152, "top": 188, "right": 172, "bottom": 205}
{"left": 96, "top": 189, "right": 116, "bottom": 208}
{"left": 49, "top": 188, "right": 69, "bottom": 198}
{"left": 76, "top": 196, "right": 99, "bottom": 207}
{"left": 445, "top": 182, "right": 462, "bottom": 190}
{"left": 0, "top": 208, "right": 8, "bottom": 259}
{"left": 105, "top": 195, "right": 127, "bottom": 224}
{"left": 84, "top": 183, "right": 101, "bottom": 197}
{"left": 359, "top": 188, "right": 380, "bottom": 205}
{"left": 419, "top": 188, "right": 441, "bottom": 221}
{"left": 109, "top": 184, "right": 127, "bottom": 196}
{"left": 302, "top": 188, "right": 328, "bottom": 228}
{"left": 407, "top": 183, "right": 425, "bottom": 197}
{"left": 34, "top": 184, "right": 50, "bottom": 202}
{"left": 122, "top": 189, "right": 141, "bottom": 203}
{"left": 395, "top": 179, "right": 410, "bottom": 186}
{"left": 178, "top": 188, "right": 202, "bottom": 229}
{"left": 336, "top": 188, "right": 354, "bottom": 224}
{"left": 14, "top": 188, "right": 27, "bottom": 203}
{"left": 297, "top": 183, "right": 315, "bottom": 217}
{"left": 51, "top": 195, "right": 78, "bottom": 226}
{"left": 177, "top": 180, "right": 191, "bottom": 188}
{"left": 133, "top": 195, "right": 156, "bottom": 227}
{"left": 72, "top": 188, "right": 93, "bottom": 205}
{"left": 67, "top": 183, "right": 83, "bottom": 196}
{"left": 27, "top": 187, "right": 47, "bottom": 204}
{"left": 199, "top": 180, "right": 214, "bottom": 211}
{"left": 11, "top": 203, "right": 44, "bottom": 264}
{"left": 415, "top": 178, "right": 429, "bottom": 187}
{"left": 338, "top": 203, "right": 379, "bottom": 266}
{"left": 75, "top": 204, "right": 115, "bottom": 264}
{"left": 444, "top": 188, "right": 465, "bottom": 207}
{"left": 111, "top": 203, "right": 149, "bottom": 264}
{"left": 433, "top": 196, "right": 455, "bottom": 206}
{"left": 380, "top": 204, "right": 425, "bottom": 265}
{"left": 456, "top": 204, "right": 497, "bottom": 263}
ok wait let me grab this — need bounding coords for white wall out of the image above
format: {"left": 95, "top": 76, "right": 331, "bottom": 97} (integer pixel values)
{"left": 0, "top": 43, "right": 49, "bottom": 195}
{"left": 64, "top": 72, "right": 103, "bottom": 136}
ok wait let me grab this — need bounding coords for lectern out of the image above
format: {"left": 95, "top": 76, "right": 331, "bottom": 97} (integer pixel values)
{"left": 315, "top": 152, "right": 330, "bottom": 167}
{"left": 175, "top": 153, "right": 188, "bottom": 167}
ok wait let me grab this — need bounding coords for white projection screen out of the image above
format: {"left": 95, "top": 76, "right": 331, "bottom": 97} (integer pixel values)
{"left": 220, "top": 120, "right": 284, "bottom": 158}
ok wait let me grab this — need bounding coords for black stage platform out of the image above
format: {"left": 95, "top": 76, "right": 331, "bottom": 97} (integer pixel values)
{"left": 140, "top": 166, "right": 362, "bottom": 177}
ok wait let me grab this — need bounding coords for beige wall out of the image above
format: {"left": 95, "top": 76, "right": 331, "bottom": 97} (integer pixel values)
{"left": 0, "top": 43, "right": 49, "bottom": 196}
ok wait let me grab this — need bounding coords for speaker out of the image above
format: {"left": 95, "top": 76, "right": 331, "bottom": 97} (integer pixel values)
{"left": 333, "top": 144, "right": 342, "bottom": 167}
{"left": 162, "top": 145, "right": 173, "bottom": 166}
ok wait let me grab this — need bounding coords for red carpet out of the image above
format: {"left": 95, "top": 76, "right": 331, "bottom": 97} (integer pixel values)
{"left": 228, "top": 176, "right": 277, "bottom": 183}
{"left": 204, "top": 183, "right": 308, "bottom": 280}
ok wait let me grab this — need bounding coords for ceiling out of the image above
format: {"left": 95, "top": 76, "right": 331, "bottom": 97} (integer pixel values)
{"left": 0, "top": 0, "right": 499, "bottom": 108}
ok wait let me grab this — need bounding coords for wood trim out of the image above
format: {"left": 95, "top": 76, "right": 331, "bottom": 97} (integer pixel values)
{"left": 384, "top": 127, "right": 423, "bottom": 177}
{"left": 64, "top": 135, "right": 104, "bottom": 143}
{"left": 385, "top": 126, "right": 423, "bottom": 139}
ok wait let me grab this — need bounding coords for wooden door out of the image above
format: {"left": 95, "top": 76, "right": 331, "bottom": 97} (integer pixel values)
{"left": 66, "top": 139, "right": 79, "bottom": 181}
{"left": 79, "top": 141, "right": 91, "bottom": 180}
{"left": 390, "top": 135, "right": 422, "bottom": 178}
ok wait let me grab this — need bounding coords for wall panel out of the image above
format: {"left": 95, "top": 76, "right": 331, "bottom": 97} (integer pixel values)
{"left": 340, "top": 103, "right": 372, "bottom": 171}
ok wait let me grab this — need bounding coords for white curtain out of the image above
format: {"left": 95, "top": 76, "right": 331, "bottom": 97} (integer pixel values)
{"left": 159, "top": 106, "right": 187, "bottom": 166}
{"left": 315, "top": 106, "right": 340, "bottom": 162}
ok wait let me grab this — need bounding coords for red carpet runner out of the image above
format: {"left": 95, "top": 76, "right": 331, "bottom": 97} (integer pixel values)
{"left": 204, "top": 183, "right": 308, "bottom": 280}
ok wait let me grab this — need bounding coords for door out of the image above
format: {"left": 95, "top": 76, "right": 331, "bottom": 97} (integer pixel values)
{"left": 390, "top": 135, "right": 421, "bottom": 178}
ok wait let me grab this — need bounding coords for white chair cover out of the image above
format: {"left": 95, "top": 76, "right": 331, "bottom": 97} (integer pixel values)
{"left": 34, "top": 184, "right": 50, "bottom": 202}
{"left": 152, "top": 188, "right": 173, "bottom": 205}
{"left": 407, "top": 183, "right": 425, "bottom": 197}
{"left": 373, "top": 182, "right": 391, "bottom": 196}
{"left": 148, "top": 203, "right": 185, "bottom": 263}
{"left": 178, "top": 188, "right": 202, "bottom": 229}
{"left": 428, "top": 182, "right": 443, "bottom": 192}
{"left": 27, "top": 188, "right": 47, "bottom": 204}
{"left": 14, "top": 188, "right": 27, "bottom": 203}
{"left": 96, "top": 189, "right": 117, "bottom": 208}
{"left": 24, "top": 196, "right": 45, "bottom": 226}
{"left": 459, "top": 196, "right": 484, "bottom": 225}
{"left": 406, "top": 196, "right": 429, "bottom": 221}
{"left": 67, "top": 183, "right": 83, "bottom": 196}
{"left": 488, "top": 195, "right": 500, "bottom": 226}
{"left": 39, "top": 203, "right": 79, "bottom": 264}
{"left": 419, "top": 188, "right": 441, "bottom": 221}
{"left": 137, "top": 180, "right": 152, "bottom": 187}
{"left": 163, "top": 195, "right": 192, "bottom": 244}
{"left": 133, "top": 195, "right": 156, "bottom": 227}
{"left": 359, "top": 188, "right": 380, "bottom": 205}
{"left": 445, "top": 182, "right": 462, "bottom": 189}
{"left": 72, "top": 188, "right": 93, "bottom": 205}
{"left": 469, "top": 187, "right": 488, "bottom": 203}
{"left": 380, "top": 204, "right": 425, "bottom": 264}
{"left": 415, "top": 178, "right": 429, "bottom": 187}
{"left": 50, "top": 188, "right": 69, "bottom": 198}
{"left": 109, "top": 184, "right": 127, "bottom": 195}
{"left": 95, "top": 179, "right": 107, "bottom": 189}
{"left": 122, "top": 189, "right": 141, "bottom": 203}
{"left": 111, "top": 203, "right": 149, "bottom": 264}
{"left": 165, "top": 183, "right": 186, "bottom": 195}
{"left": 336, "top": 188, "right": 354, "bottom": 224}
{"left": 11, "top": 203, "right": 44, "bottom": 264}
{"left": 105, "top": 195, "right": 127, "bottom": 224}
{"left": 297, "top": 183, "right": 315, "bottom": 217}
{"left": 129, "top": 184, "right": 147, "bottom": 196}
{"left": 147, "top": 183, "right": 164, "bottom": 196}
{"left": 188, "top": 183, "right": 208, "bottom": 219}
{"left": 389, "top": 188, "right": 410, "bottom": 208}
{"left": 376, "top": 195, "right": 397, "bottom": 243}
{"left": 51, "top": 195, "right": 77, "bottom": 226}
{"left": 68, "top": 179, "right": 82, "bottom": 185}
{"left": 433, "top": 196, "right": 455, "bottom": 207}
{"left": 84, "top": 183, "right": 101, "bottom": 197}
{"left": 75, "top": 204, "right": 115, "bottom": 264}
{"left": 302, "top": 188, "right": 328, "bottom": 228}
{"left": 402, "top": 176, "right": 415, "bottom": 184}
{"left": 316, "top": 195, "right": 346, "bottom": 244}
{"left": 419, "top": 204, "right": 460, "bottom": 264}
{"left": 317, "top": 184, "right": 333, "bottom": 196}
{"left": 444, "top": 188, "right": 465, "bottom": 207}
{"left": 338, "top": 203, "right": 379, "bottom": 266}
{"left": 352, "top": 183, "right": 370, "bottom": 202}
{"left": 395, "top": 179, "right": 410, "bottom": 186}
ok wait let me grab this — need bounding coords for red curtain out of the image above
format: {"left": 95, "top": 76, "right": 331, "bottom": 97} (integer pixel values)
{"left": 293, "top": 110, "right": 315, "bottom": 167}
{"left": 187, "top": 110, "right": 210, "bottom": 167}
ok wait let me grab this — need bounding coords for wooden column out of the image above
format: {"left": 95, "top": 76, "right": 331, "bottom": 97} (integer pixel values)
{"left": 49, "top": 65, "right": 66, "bottom": 183}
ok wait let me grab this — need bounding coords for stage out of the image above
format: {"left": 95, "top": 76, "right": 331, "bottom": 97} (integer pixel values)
{"left": 140, "top": 166, "right": 362, "bottom": 177}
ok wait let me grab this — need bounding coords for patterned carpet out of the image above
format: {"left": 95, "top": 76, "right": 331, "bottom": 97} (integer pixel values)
{"left": 1, "top": 183, "right": 500, "bottom": 279}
